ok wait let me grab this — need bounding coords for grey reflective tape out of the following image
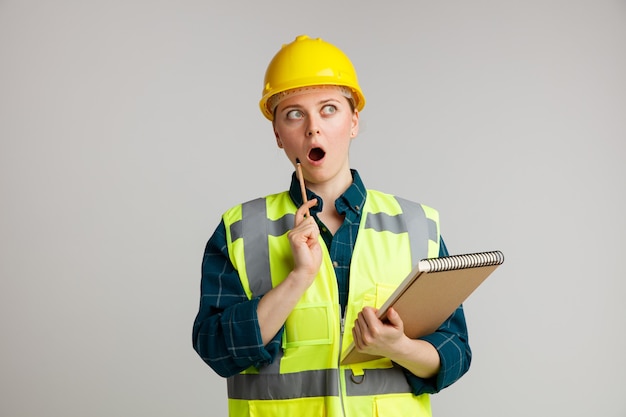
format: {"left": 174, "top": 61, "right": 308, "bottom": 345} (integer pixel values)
{"left": 230, "top": 213, "right": 293, "bottom": 241}
{"left": 345, "top": 365, "right": 412, "bottom": 396}
{"left": 234, "top": 199, "right": 295, "bottom": 298}
{"left": 363, "top": 197, "right": 432, "bottom": 263}
{"left": 230, "top": 219, "right": 243, "bottom": 241}
{"left": 241, "top": 199, "right": 272, "bottom": 297}
{"left": 394, "top": 197, "right": 430, "bottom": 263}
{"left": 427, "top": 217, "right": 437, "bottom": 242}
{"left": 227, "top": 369, "right": 340, "bottom": 400}
{"left": 364, "top": 212, "right": 406, "bottom": 234}
{"left": 268, "top": 213, "right": 295, "bottom": 237}
{"left": 227, "top": 367, "right": 411, "bottom": 400}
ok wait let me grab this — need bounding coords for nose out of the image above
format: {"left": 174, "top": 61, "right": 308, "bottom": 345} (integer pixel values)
{"left": 306, "top": 116, "right": 320, "bottom": 137}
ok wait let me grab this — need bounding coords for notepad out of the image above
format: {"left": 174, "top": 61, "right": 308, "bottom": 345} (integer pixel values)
{"left": 340, "top": 250, "right": 505, "bottom": 365}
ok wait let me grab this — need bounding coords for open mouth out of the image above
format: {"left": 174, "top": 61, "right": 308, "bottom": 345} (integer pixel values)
{"left": 308, "top": 147, "right": 326, "bottom": 162}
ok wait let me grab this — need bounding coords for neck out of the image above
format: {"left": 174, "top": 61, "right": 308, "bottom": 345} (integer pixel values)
{"left": 307, "top": 169, "right": 352, "bottom": 210}
{"left": 307, "top": 169, "right": 352, "bottom": 235}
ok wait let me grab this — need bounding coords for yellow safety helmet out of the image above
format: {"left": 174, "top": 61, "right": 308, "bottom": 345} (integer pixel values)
{"left": 259, "top": 35, "right": 366, "bottom": 121}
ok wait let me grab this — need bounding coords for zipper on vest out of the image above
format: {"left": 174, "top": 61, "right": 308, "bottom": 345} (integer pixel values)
{"left": 338, "top": 312, "right": 347, "bottom": 417}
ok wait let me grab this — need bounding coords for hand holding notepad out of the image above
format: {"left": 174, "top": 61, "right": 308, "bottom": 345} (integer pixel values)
{"left": 341, "top": 250, "right": 505, "bottom": 365}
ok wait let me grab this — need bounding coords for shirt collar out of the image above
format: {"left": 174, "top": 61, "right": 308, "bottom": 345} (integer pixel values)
{"left": 288, "top": 169, "right": 367, "bottom": 217}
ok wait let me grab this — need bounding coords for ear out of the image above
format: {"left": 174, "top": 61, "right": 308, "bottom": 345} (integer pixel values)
{"left": 350, "top": 110, "right": 360, "bottom": 138}
{"left": 274, "top": 128, "right": 283, "bottom": 148}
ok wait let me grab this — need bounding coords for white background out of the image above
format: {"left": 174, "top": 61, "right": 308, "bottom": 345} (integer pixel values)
{"left": 1, "top": 1, "right": 625, "bottom": 416}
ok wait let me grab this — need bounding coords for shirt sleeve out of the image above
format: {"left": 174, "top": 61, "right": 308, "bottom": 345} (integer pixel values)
{"left": 403, "top": 237, "right": 473, "bottom": 395}
{"left": 192, "top": 220, "right": 283, "bottom": 377}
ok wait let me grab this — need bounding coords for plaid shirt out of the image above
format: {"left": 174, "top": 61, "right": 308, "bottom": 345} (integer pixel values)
{"left": 193, "top": 170, "right": 471, "bottom": 395}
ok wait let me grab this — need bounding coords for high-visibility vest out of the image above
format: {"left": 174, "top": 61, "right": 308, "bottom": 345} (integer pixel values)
{"left": 222, "top": 189, "right": 440, "bottom": 417}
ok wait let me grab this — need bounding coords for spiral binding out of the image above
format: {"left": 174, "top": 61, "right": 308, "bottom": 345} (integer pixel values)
{"left": 421, "top": 250, "right": 504, "bottom": 272}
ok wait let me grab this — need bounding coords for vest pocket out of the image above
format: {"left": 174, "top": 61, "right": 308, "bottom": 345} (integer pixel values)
{"left": 249, "top": 397, "right": 326, "bottom": 417}
{"left": 374, "top": 283, "right": 396, "bottom": 308}
{"left": 283, "top": 302, "right": 333, "bottom": 348}
{"left": 374, "top": 393, "right": 431, "bottom": 417}
{"left": 361, "top": 283, "right": 397, "bottom": 310}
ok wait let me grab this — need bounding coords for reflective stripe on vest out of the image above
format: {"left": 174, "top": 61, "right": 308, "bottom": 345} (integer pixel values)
{"left": 229, "top": 198, "right": 294, "bottom": 297}
{"left": 227, "top": 365, "right": 412, "bottom": 400}
{"left": 228, "top": 369, "right": 339, "bottom": 400}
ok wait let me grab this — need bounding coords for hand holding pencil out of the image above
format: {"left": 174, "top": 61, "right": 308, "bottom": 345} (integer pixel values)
{"left": 295, "top": 158, "right": 310, "bottom": 217}
{"left": 288, "top": 157, "right": 321, "bottom": 283}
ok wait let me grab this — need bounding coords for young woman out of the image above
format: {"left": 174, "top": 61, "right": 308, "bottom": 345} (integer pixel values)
{"left": 193, "top": 35, "right": 471, "bottom": 417}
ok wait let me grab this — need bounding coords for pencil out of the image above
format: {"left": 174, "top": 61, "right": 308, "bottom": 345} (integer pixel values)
{"left": 295, "top": 158, "right": 310, "bottom": 217}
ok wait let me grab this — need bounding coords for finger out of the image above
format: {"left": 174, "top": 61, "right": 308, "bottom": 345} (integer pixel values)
{"left": 294, "top": 199, "right": 317, "bottom": 226}
{"left": 386, "top": 307, "right": 403, "bottom": 329}
{"left": 360, "top": 307, "right": 379, "bottom": 327}
{"left": 352, "top": 319, "right": 367, "bottom": 349}
{"left": 355, "top": 313, "right": 372, "bottom": 343}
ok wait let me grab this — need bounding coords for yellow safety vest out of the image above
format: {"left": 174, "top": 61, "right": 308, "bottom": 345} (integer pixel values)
{"left": 223, "top": 189, "right": 440, "bottom": 417}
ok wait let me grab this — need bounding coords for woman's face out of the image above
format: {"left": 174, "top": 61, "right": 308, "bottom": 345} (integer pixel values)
{"left": 272, "top": 88, "right": 359, "bottom": 187}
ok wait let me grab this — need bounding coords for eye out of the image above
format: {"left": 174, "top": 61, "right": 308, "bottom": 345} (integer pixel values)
{"left": 286, "top": 109, "right": 304, "bottom": 120}
{"left": 321, "top": 104, "right": 337, "bottom": 115}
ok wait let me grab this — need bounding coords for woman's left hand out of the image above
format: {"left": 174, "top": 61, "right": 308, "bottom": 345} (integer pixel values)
{"left": 351, "top": 306, "right": 407, "bottom": 358}
{"left": 351, "top": 306, "right": 441, "bottom": 378}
